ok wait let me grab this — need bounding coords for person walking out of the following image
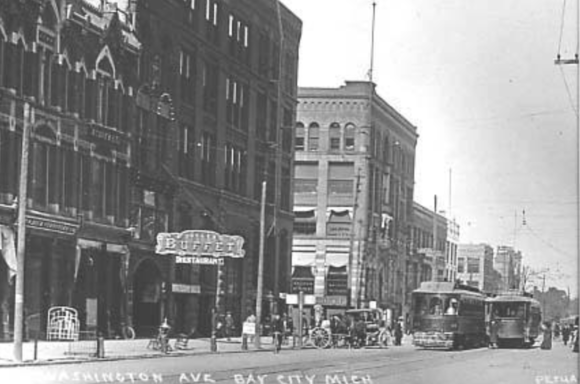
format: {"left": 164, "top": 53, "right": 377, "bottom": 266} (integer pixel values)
{"left": 225, "top": 311, "right": 235, "bottom": 341}
{"left": 489, "top": 319, "right": 499, "bottom": 349}
{"left": 562, "top": 325, "right": 571, "bottom": 346}
{"left": 394, "top": 317, "right": 404, "bottom": 346}
{"left": 271, "top": 314, "right": 284, "bottom": 354}
{"left": 540, "top": 322, "right": 553, "bottom": 350}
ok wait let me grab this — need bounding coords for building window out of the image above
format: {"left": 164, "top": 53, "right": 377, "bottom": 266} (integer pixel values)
{"left": 326, "top": 266, "right": 348, "bottom": 296}
{"left": 344, "top": 123, "right": 355, "bottom": 151}
{"left": 294, "top": 179, "right": 317, "bottom": 195}
{"left": 295, "top": 162, "right": 318, "bottom": 194}
{"left": 295, "top": 122, "right": 305, "bottom": 151}
{"left": 228, "top": 13, "right": 250, "bottom": 64}
{"left": 224, "top": 142, "right": 246, "bottom": 194}
{"left": 205, "top": 0, "right": 219, "bottom": 44}
{"left": 294, "top": 210, "right": 316, "bottom": 235}
{"left": 329, "top": 122, "right": 341, "bottom": 151}
{"left": 307, "top": 123, "right": 319, "bottom": 151}
{"left": 457, "top": 257, "right": 465, "bottom": 273}
{"left": 328, "top": 180, "right": 353, "bottom": 196}
{"left": 202, "top": 60, "right": 218, "bottom": 116}
{"left": 95, "top": 54, "right": 116, "bottom": 126}
{"left": 326, "top": 210, "right": 351, "bottom": 238}
{"left": 178, "top": 125, "right": 195, "bottom": 179}
{"left": 328, "top": 162, "right": 354, "bottom": 197}
{"left": 200, "top": 131, "right": 216, "bottom": 186}
{"left": 31, "top": 126, "right": 59, "bottom": 210}
{"left": 258, "top": 32, "right": 270, "bottom": 77}
{"left": 256, "top": 92, "right": 267, "bottom": 139}
{"left": 131, "top": 189, "right": 169, "bottom": 242}
{"left": 467, "top": 258, "right": 480, "bottom": 274}
{"left": 179, "top": 49, "right": 195, "bottom": 104}
{"left": 226, "top": 76, "right": 247, "bottom": 129}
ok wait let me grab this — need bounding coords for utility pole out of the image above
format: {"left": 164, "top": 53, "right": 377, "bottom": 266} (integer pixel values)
{"left": 348, "top": 170, "right": 361, "bottom": 308}
{"left": 272, "top": 0, "right": 285, "bottom": 317}
{"left": 554, "top": 0, "right": 580, "bottom": 305}
{"left": 254, "top": 180, "right": 267, "bottom": 349}
{"left": 13, "top": 102, "right": 31, "bottom": 362}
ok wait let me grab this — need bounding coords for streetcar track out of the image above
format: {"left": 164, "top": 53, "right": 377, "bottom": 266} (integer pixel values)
{"left": 154, "top": 347, "right": 496, "bottom": 383}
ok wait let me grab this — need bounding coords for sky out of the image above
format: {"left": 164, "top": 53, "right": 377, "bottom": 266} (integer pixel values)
{"left": 283, "top": 0, "right": 579, "bottom": 296}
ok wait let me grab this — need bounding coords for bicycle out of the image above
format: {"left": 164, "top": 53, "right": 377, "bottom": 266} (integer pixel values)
{"left": 115, "top": 323, "right": 135, "bottom": 340}
{"left": 147, "top": 320, "right": 172, "bottom": 354}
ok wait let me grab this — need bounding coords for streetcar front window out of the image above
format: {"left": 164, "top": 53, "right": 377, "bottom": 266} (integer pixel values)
{"left": 413, "top": 295, "right": 428, "bottom": 315}
{"left": 494, "top": 302, "right": 525, "bottom": 317}
{"left": 429, "top": 297, "right": 443, "bottom": 315}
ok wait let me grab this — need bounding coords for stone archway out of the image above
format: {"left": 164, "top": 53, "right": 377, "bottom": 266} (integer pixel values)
{"left": 132, "top": 259, "right": 163, "bottom": 336}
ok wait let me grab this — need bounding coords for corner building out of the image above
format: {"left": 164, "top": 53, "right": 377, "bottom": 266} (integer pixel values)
{"left": 292, "top": 82, "right": 418, "bottom": 322}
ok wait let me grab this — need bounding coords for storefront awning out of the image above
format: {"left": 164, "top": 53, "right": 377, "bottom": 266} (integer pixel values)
{"left": 325, "top": 252, "right": 348, "bottom": 267}
{"left": 292, "top": 252, "right": 315, "bottom": 266}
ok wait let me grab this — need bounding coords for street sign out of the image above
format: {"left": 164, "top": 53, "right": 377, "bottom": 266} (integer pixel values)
{"left": 286, "top": 294, "right": 315, "bottom": 305}
{"left": 172, "top": 283, "right": 201, "bottom": 294}
{"left": 291, "top": 278, "right": 314, "bottom": 294}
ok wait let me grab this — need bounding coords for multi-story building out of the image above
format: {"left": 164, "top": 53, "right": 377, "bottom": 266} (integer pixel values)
{"left": 292, "top": 81, "right": 418, "bottom": 321}
{"left": 456, "top": 243, "right": 495, "bottom": 292}
{"left": 134, "top": 0, "right": 301, "bottom": 336}
{"left": 407, "top": 201, "right": 447, "bottom": 317}
{"left": 494, "top": 245, "right": 521, "bottom": 292}
{"left": 0, "top": 0, "right": 301, "bottom": 339}
{"left": 0, "top": 0, "right": 139, "bottom": 339}
{"left": 445, "top": 217, "right": 460, "bottom": 282}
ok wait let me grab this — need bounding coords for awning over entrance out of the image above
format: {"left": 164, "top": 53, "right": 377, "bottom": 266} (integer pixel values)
{"left": 292, "top": 252, "right": 315, "bottom": 266}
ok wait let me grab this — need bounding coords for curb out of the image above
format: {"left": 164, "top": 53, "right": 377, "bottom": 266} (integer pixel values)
{"left": 0, "top": 344, "right": 308, "bottom": 368}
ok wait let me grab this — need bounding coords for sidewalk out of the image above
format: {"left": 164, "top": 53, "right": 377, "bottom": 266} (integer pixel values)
{"left": 0, "top": 336, "right": 289, "bottom": 367}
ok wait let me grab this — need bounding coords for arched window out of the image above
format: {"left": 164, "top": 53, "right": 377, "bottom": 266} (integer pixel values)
{"left": 344, "top": 123, "right": 355, "bottom": 151}
{"left": 329, "top": 122, "right": 341, "bottom": 151}
{"left": 307, "top": 122, "right": 319, "bottom": 151}
{"left": 96, "top": 51, "right": 115, "bottom": 125}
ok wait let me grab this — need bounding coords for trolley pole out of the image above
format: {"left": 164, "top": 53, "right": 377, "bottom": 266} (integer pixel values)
{"left": 254, "top": 180, "right": 267, "bottom": 349}
{"left": 13, "top": 102, "right": 31, "bottom": 362}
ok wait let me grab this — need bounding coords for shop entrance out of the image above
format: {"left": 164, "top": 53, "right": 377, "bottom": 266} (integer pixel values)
{"left": 133, "top": 259, "right": 163, "bottom": 337}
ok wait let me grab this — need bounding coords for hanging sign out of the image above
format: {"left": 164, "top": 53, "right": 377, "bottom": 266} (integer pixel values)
{"left": 156, "top": 230, "right": 245, "bottom": 259}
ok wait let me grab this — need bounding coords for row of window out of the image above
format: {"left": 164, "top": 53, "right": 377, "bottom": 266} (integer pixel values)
{"left": 295, "top": 122, "right": 355, "bottom": 152}
{"left": 457, "top": 257, "right": 481, "bottom": 274}
{"left": 0, "top": 39, "right": 133, "bottom": 132}
{"left": 0, "top": 128, "right": 129, "bottom": 224}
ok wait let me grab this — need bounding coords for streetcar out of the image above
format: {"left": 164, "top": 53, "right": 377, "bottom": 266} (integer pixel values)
{"left": 411, "top": 281, "right": 487, "bottom": 349}
{"left": 485, "top": 291, "right": 541, "bottom": 348}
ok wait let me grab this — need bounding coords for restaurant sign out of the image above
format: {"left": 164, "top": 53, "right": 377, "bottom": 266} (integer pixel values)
{"left": 156, "top": 230, "right": 245, "bottom": 260}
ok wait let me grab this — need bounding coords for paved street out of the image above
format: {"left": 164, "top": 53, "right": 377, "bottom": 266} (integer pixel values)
{"left": 0, "top": 339, "right": 576, "bottom": 384}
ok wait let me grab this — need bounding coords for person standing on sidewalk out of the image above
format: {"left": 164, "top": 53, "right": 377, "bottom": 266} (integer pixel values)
{"left": 394, "top": 317, "right": 404, "bottom": 346}
{"left": 225, "top": 312, "right": 235, "bottom": 341}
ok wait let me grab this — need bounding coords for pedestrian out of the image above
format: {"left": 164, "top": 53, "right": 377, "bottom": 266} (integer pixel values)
{"left": 225, "top": 311, "right": 235, "bottom": 341}
{"left": 540, "top": 322, "right": 552, "bottom": 350}
{"left": 489, "top": 319, "right": 499, "bottom": 349}
{"left": 562, "top": 325, "right": 571, "bottom": 346}
{"left": 271, "top": 314, "right": 284, "bottom": 354}
{"left": 245, "top": 312, "right": 256, "bottom": 342}
{"left": 394, "top": 317, "right": 404, "bottom": 346}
